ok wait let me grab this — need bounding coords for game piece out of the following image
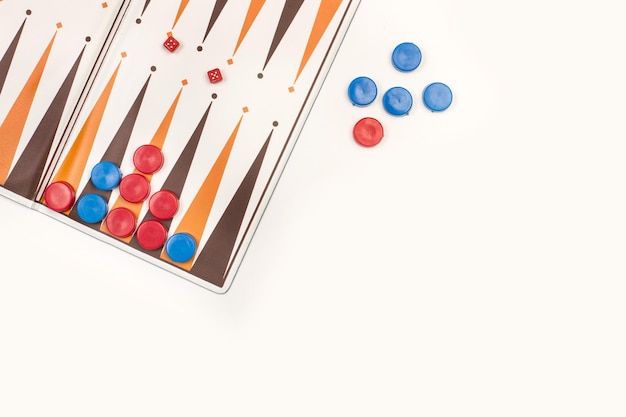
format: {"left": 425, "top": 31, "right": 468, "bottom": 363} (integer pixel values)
{"left": 353, "top": 117, "right": 384, "bottom": 147}
{"left": 383, "top": 86, "right": 413, "bottom": 116}
{"left": 43, "top": 181, "right": 76, "bottom": 212}
{"left": 423, "top": 82, "right": 453, "bottom": 112}
{"left": 348, "top": 76, "right": 377, "bottom": 106}
{"left": 105, "top": 207, "right": 137, "bottom": 238}
{"left": 76, "top": 193, "right": 108, "bottom": 224}
{"left": 392, "top": 42, "right": 422, "bottom": 72}
{"left": 133, "top": 144, "right": 164, "bottom": 174}
{"left": 90, "top": 161, "right": 122, "bottom": 191}
{"left": 165, "top": 233, "right": 197, "bottom": 263}
{"left": 135, "top": 220, "right": 168, "bottom": 251}
{"left": 163, "top": 36, "right": 180, "bottom": 52}
{"left": 148, "top": 190, "right": 179, "bottom": 220}
{"left": 207, "top": 68, "right": 223, "bottom": 83}
{"left": 119, "top": 173, "right": 150, "bottom": 203}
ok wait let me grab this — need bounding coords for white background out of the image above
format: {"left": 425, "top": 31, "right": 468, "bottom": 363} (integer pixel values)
{"left": 1, "top": 1, "right": 626, "bottom": 415}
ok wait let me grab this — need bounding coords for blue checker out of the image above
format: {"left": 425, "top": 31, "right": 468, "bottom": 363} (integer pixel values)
{"left": 76, "top": 193, "right": 108, "bottom": 224}
{"left": 383, "top": 87, "right": 413, "bottom": 116}
{"left": 348, "top": 76, "right": 378, "bottom": 106}
{"left": 392, "top": 42, "right": 422, "bottom": 72}
{"left": 423, "top": 82, "right": 453, "bottom": 112}
{"left": 90, "top": 161, "right": 122, "bottom": 191}
{"left": 165, "top": 233, "right": 197, "bottom": 263}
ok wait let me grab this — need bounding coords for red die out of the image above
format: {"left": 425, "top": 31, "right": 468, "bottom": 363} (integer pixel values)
{"left": 207, "top": 68, "right": 223, "bottom": 83}
{"left": 163, "top": 36, "right": 180, "bottom": 52}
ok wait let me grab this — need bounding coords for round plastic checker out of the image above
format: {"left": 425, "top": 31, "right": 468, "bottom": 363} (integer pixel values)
{"left": 149, "top": 190, "right": 179, "bottom": 220}
{"left": 133, "top": 144, "right": 164, "bottom": 174}
{"left": 76, "top": 193, "right": 108, "bottom": 223}
{"left": 105, "top": 207, "right": 137, "bottom": 238}
{"left": 423, "top": 82, "right": 453, "bottom": 112}
{"left": 348, "top": 76, "right": 378, "bottom": 106}
{"left": 353, "top": 117, "right": 384, "bottom": 147}
{"left": 119, "top": 173, "right": 150, "bottom": 203}
{"left": 90, "top": 161, "right": 122, "bottom": 191}
{"left": 392, "top": 42, "right": 422, "bottom": 72}
{"left": 165, "top": 233, "right": 197, "bottom": 263}
{"left": 383, "top": 87, "right": 413, "bottom": 116}
{"left": 44, "top": 181, "right": 76, "bottom": 212}
{"left": 136, "top": 220, "right": 168, "bottom": 251}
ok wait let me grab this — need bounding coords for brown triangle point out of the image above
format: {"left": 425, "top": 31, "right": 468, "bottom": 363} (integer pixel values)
{"left": 190, "top": 131, "right": 272, "bottom": 287}
{"left": 129, "top": 102, "right": 213, "bottom": 255}
{"left": 203, "top": 0, "right": 228, "bottom": 42}
{"left": 4, "top": 47, "right": 86, "bottom": 199}
{"left": 68, "top": 75, "right": 152, "bottom": 227}
{"left": 263, "top": 0, "right": 304, "bottom": 70}
{"left": 0, "top": 18, "right": 26, "bottom": 96}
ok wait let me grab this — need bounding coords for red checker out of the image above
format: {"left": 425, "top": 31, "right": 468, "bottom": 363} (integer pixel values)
{"left": 119, "top": 173, "right": 151, "bottom": 203}
{"left": 353, "top": 117, "right": 384, "bottom": 147}
{"left": 136, "top": 220, "right": 168, "bottom": 251}
{"left": 207, "top": 68, "right": 223, "bottom": 83}
{"left": 44, "top": 181, "right": 76, "bottom": 212}
{"left": 105, "top": 207, "right": 137, "bottom": 238}
{"left": 133, "top": 144, "right": 164, "bottom": 174}
{"left": 163, "top": 36, "right": 180, "bottom": 52}
{"left": 149, "top": 190, "right": 179, "bottom": 220}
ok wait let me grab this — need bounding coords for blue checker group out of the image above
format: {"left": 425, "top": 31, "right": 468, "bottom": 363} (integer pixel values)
{"left": 348, "top": 42, "right": 453, "bottom": 147}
